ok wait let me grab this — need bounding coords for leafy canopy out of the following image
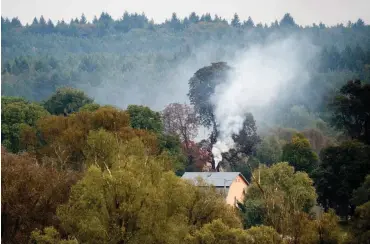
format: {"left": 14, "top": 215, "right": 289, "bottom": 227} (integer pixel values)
{"left": 56, "top": 139, "right": 241, "bottom": 243}
{"left": 281, "top": 133, "right": 318, "bottom": 174}
{"left": 43, "top": 87, "right": 94, "bottom": 115}
{"left": 1, "top": 96, "right": 49, "bottom": 152}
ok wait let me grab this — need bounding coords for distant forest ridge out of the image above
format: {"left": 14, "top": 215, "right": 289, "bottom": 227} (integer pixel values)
{"left": 1, "top": 12, "right": 368, "bottom": 32}
{"left": 2, "top": 10, "right": 370, "bottom": 111}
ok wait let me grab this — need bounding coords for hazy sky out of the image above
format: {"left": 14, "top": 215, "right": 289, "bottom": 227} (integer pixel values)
{"left": 2, "top": 0, "right": 369, "bottom": 26}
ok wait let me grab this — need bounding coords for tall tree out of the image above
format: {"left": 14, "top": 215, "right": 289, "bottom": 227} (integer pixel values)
{"left": 162, "top": 103, "right": 199, "bottom": 170}
{"left": 351, "top": 175, "right": 370, "bottom": 206}
{"left": 313, "top": 140, "right": 370, "bottom": 218}
{"left": 232, "top": 113, "right": 261, "bottom": 155}
{"left": 10, "top": 17, "right": 22, "bottom": 28}
{"left": 231, "top": 13, "right": 241, "bottom": 27}
{"left": 162, "top": 103, "right": 198, "bottom": 146}
{"left": 188, "top": 62, "right": 231, "bottom": 144}
{"left": 80, "top": 13, "right": 87, "bottom": 24}
{"left": 240, "top": 162, "right": 317, "bottom": 240}
{"left": 330, "top": 80, "right": 370, "bottom": 144}
{"left": 39, "top": 15, "right": 47, "bottom": 26}
{"left": 168, "top": 12, "right": 182, "bottom": 31}
{"left": 31, "top": 17, "right": 39, "bottom": 26}
{"left": 256, "top": 135, "right": 282, "bottom": 166}
{"left": 279, "top": 13, "right": 296, "bottom": 27}
{"left": 188, "top": 12, "right": 199, "bottom": 23}
{"left": 243, "top": 16, "right": 254, "bottom": 28}
{"left": 281, "top": 133, "right": 318, "bottom": 174}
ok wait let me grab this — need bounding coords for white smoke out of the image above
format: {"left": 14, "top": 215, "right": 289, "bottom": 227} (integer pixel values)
{"left": 210, "top": 35, "right": 318, "bottom": 168}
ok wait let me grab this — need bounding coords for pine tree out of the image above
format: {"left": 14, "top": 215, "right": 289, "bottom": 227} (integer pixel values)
{"left": 80, "top": 13, "right": 87, "bottom": 24}
{"left": 279, "top": 13, "right": 296, "bottom": 27}
{"left": 189, "top": 12, "right": 199, "bottom": 23}
{"left": 10, "top": 17, "right": 22, "bottom": 28}
{"left": 32, "top": 17, "right": 39, "bottom": 26}
{"left": 244, "top": 16, "right": 254, "bottom": 28}
{"left": 92, "top": 16, "right": 98, "bottom": 24}
{"left": 231, "top": 13, "right": 241, "bottom": 27}
{"left": 39, "top": 15, "right": 47, "bottom": 26}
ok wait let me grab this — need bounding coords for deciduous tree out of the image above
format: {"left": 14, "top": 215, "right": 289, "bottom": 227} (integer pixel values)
{"left": 330, "top": 80, "right": 370, "bottom": 144}
{"left": 56, "top": 139, "right": 240, "bottom": 243}
{"left": 313, "top": 140, "right": 370, "bottom": 218}
{"left": 241, "top": 162, "right": 317, "bottom": 240}
{"left": 1, "top": 148, "right": 79, "bottom": 244}
{"left": 188, "top": 62, "right": 231, "bottom": 144}
{"left": 162, "top": 103, "right": 198, "bottom": 145}
{"left": 256, "top": 135, "right": 282, "bottom": 166}
{"left": 282, "top": 133, "right": 318, "bottom": 174}
{"left": 127, "top": 105, "right": 163, "bottom": 133}
{"left": 232, "top": 113, "right": 261, "bottom": 155}
{"left": 1, "top": 96, "right": 49, "bottom": 152}
{"left": 43, "top": 87, "right": 94, "bottom": 115}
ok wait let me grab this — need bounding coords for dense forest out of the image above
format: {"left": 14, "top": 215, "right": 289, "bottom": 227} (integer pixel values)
{"left": 1, "top": 11, "right": 370, "bottom": 244}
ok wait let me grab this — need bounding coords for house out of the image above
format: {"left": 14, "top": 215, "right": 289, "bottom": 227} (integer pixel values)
{"left": 181, "top": 172, "right": 249, "bottom": 206}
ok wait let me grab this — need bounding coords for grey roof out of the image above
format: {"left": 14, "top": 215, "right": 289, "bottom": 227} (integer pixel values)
{"left": 181, "top": 172, "right": 248, "bottom": 187}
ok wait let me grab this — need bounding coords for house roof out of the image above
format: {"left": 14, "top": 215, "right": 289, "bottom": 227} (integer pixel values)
{"left": 181, "top": 172, "right": 249, "bottom": 187}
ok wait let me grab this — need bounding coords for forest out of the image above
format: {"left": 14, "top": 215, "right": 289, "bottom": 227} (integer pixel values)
{"left": 1, "top": 11, "right": 370, "bottom": 244}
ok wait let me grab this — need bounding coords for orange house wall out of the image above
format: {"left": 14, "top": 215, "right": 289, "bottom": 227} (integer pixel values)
{"left": 226, "top": 175, "right": 248, "bottom": 205}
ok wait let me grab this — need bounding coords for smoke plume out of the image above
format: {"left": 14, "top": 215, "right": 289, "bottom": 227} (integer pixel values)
{"left": 210, "top": 35, "right": 318, "bottom": 168}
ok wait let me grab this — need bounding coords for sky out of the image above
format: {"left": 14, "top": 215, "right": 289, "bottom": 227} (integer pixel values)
{"left": 1, "top": 0, "right": 370, "bottom": 26}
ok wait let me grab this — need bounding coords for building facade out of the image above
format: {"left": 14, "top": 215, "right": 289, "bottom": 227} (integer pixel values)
{"left": 181, "top": 172, "right": 249, "bottom": 206}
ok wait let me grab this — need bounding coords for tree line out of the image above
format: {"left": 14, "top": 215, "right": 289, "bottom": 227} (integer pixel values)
{"left": 2, "top": 12, "right": 366, "bottom": 35}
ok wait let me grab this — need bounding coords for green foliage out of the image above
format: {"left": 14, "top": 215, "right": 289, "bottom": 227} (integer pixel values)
{"left": 280, "top": 13, "right": 296, "bottom": 27}
{"left": 256, "top": 135, "right": 282, "bottom": 165}
{"left": 1, "top": 96, "right": 49, "bottom": 152}
{"left": 313, "top": 140, "right": 370, "bottom": 217}
{"left": 351, "top": 174, "right": 370, "bottom": 206}
{"left": 241, "top": 162, "right": 317, "bottom": 238}
{"left": 185, "top": 219, "right": 250, "bottom": 244}
{"left": 314, "top": 209, "right": 347, "bottom": 244}
{"left": 231, "top": 13, "right": 241, "bottom": 28}
{"left": 330, "top": 80, "right": 370, "bottom": 144}
{"left": 127, "top": 105, "right": 163, "bottom": 133}
{"left": 350, "top": 201, "right": 370, "bottom": 244}
{"left": 244, "top": 225, "right": 282, "bottom": 244}
{"left": 43, "top": 87, "right": 94, "bottom": 115}
{"left": 186, "top": 219, "right": 281, "bottom": 244}
{"left": 158, "top": 133, "right": 187, "bottom": 174}
{"left": 57, "top": 140, "right": 241, "bottom": 243}
{"left": 188, "top": 62, "right": 231, "bottom": 129}
{"left": 2, "top": 13, "right": 369, "bottom": 119}
{"left": 238, "top": 198, "right": 265, "bottom": 228}
{"left": 232, "top": 113, "right": 261, "bottom": 155}
{"left": 281, "top": 133, "right": 319, "bottom": 174}
{"left": 83, "top": 129, "right": 119, "bottom": 170}
{"left": 30, "top": 227, "right": 78, "bottom": 244}
{"left": 78, "top": 103, "right": 100, "bottom": 112}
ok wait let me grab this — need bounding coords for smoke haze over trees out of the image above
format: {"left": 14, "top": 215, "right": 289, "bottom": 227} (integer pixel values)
{"left": 1, "top": 10, "right": 370, "bottom": 244}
